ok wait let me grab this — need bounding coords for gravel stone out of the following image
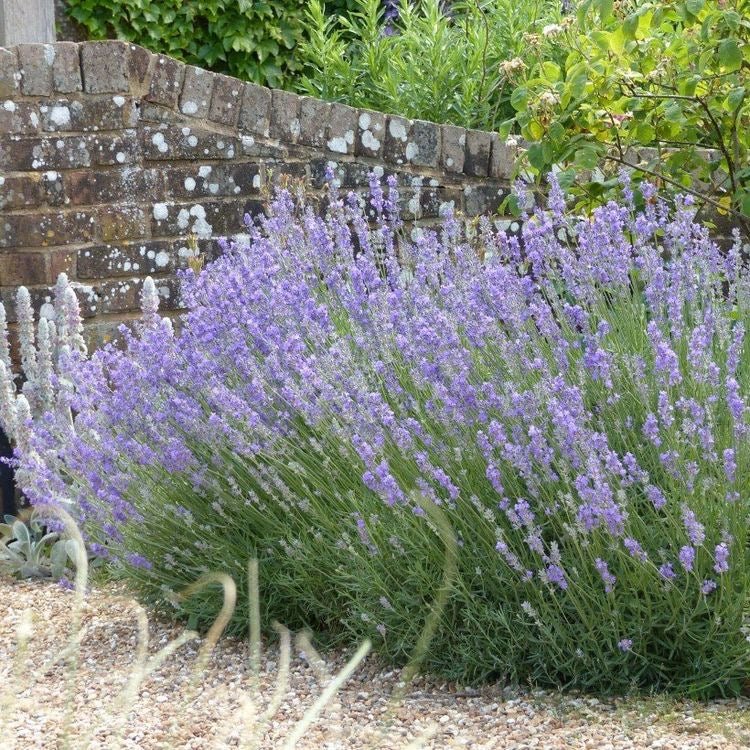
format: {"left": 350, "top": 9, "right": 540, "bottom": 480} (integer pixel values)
{"left": 1, "top": 577, "right": 748, "bottom": 749}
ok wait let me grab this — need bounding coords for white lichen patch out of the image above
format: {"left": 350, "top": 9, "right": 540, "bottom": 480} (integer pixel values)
{"left": 152, "top": 203, "right": 169, "bottom": 221}
{"left": 198, "top": 166, "right": 212, "bottom": 178}
{"left": 181, "top": 101, "right": 199, "bottom": 115}
{"left": 3, "top": 101, "right": 16, "bottom": 112}
{"left": 187, "top": 135, "right": 198, "bottom": 147}
{"left": 115, "top": 152, "right": 126, "bottom": 164}
{"left": 252, "top": 174, "right": 261, "bottom": 189}
{"left": 405, "top": 142, "right": 419, "bottom": 161}
{"left": 389, "top": 119, "right": 407, "bottom": 141}
{"left": 361, "top": 130, "right": 380, "bottom": 151}
{"left": 327, "top": 137, "right": 349, "bottom": 154}
{"left": 112, "top": 96, "right": 126, "bottom": 107}
{"left": 154, "top": 250, "right": 170, "bottom": 268}
{"left": 151, "top": 132, "right": 169, "bottom": 154}
{"left": 184, "top": 177, "right": 196, "bottom": 192}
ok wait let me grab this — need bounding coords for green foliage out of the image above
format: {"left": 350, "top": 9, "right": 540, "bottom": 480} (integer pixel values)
{"left": 510, "top": 0, "right": 750, "bottom": 222}
{"left": 64, "top": 0, "right": 357, "bottom": 88}
{"left": 0, "top": 512, "right": 76, "bottom": 580}
{"left": 297, "top": 0, "right": 561, "bottom": 130}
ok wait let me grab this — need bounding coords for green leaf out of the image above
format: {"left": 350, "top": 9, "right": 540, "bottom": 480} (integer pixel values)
{"left": 542, "top": 62, "right": 562, "bottom": 83}
{"left": 685, "top": 0, "right": 704, "bottom": 16}
{"left": 727, "top": 86, "right": 746, "bottom": 110}
{"left": 718, "top": 39, "right": 742, "bottom": 72}
{"left": 573, "top": 146, "right": 599, "bottom": 169}
{"left": 527, "top": 143, "right": 547, "bottom": 170}
{"left": 510, "top": 87, "right": 529, "bottom": 112}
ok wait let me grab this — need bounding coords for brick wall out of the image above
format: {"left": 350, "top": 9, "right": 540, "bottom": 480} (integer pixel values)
{"left": 0, "top": 41, "right": 518, "bottom": 346}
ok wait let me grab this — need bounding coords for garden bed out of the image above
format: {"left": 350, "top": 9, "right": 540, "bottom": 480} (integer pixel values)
{"left": 2, "top": 576, "right": 748, "bottom": 749}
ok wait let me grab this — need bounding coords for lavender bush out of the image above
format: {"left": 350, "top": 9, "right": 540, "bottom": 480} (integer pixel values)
{"left": 17, "top": 176, "right": 750, "bottom": 696}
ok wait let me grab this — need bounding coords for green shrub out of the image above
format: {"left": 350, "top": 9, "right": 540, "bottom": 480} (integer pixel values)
{"left": 64, "top": 0, "right": 358, "bottom": 88}
{"left": 21, "top": 179, "right": 750, "bottom": 697}
{"left": 507, "top": 0, "right": 750, "bottom": 225}
{"left": 297, "top": 0, "right": 562, "bottom": 130}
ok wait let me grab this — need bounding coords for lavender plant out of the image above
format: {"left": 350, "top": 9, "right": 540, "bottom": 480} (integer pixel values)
{"left": 17, "top": 176, "right": 750, "bottom": 697}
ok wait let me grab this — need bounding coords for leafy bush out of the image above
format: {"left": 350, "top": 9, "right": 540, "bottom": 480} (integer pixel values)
{"left": 19, "top": 176, "right": 750, "bottom": 696}
{"left": 0, "top": 511, "right": 77, "bottom": 579}
{"left": 64, "top": 0, "right": 359, "bottom": 88}
{"left": 507, "top": 0, "right": 750, "bottom": 224}
{"left": 298, "top": 0, "right": 562, "bottom": 129}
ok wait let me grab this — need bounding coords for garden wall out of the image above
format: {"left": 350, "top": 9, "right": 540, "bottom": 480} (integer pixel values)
{"left": 0, "top": 40, "right": 518, "bottom": 347}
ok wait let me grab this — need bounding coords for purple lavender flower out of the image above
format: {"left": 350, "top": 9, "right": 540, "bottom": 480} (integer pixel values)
{"left": 659, "top": 562, "right": 676, "bottom": 580}
{"left": 701, "top": 579, "right": 717, "bottom": 595}
{"left": 617, "top": 638, "right": 633, "bottom": 652}
{"left": 681, "top": 506, "right": 705, "bottom": 547}
{"left": 713, "top": 543, "right": 730, "bottom": 574}
{"left": 595, "top": 558, "right": 616, "bottom": 593}
{"left": 679, "top": 545, "right": 695, "bottom": 573}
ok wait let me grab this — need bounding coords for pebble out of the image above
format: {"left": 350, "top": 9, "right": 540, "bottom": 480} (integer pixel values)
{"left": 1, "top": 577, "right": 748, "bottom": 749}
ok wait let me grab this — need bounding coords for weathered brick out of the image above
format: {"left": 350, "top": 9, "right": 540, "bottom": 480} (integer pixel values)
{"left": 64, "top": 168, "right": 160, "bottom": 206}
{"left": 463, "top": 183, "right": 507, "bottom": 216}
{"left": 489, "top": 133, "right": 515, "bottom": 180}
{"left": 0, "top": 48, "right": 20, "bottom": 98}
{"left": 150, "top": 200, "right": 245, "bottom": 238}
{"left": 409, "top": 120, "right": 439, "bottom": 168}
{"left": 146, "top": 55, "right": 185, "bottom": 108}
{"left": 298, "top": 97, "right": 331, "bottom": 148}
{"left": 398, "top": 186, "right": 460, "bottom": 219}
{"left": 88, "top": 131, "right": 141, "bottom": 166}
{"left": 78, "top": 239, "right": 176, "bottom": 278}
{"left": 0, "top": 253, "right": 47, "bottom": 286}
{"left": 209, "top": 74, "right": 242, "bottom": 127}
{"left": 140, "top": 125, "right": 238, "bottom": 161}
{"left": 48, "top": 248, "right": 77, "bottom": 281}
{"left": 41, "top": 170, "right": 65, "bottom": 206}
{"left": 127, "top": 44, "right": 153, "bottom": 94}
{"left": 0, "top": 174, "right": 43, "bottom": 210}
{"left": 0, "top": 102, "right": 41, "bottom": 135}
{"left": 310, "top": 159, "right": 370, "bottom": 189}
{"left": 267, "top": 163, "right": 307, "bottom": 187}
{"left": 161, "top": 163, "right": 261, "bottom": 200}
{"left": 240, "top": 136, "right": 286, "bottom": 159}
{"left": 464, "top": 130, "right": 492, "bottom": 177}
{"left": 239, "top": 83, "right": 271, "bottom": 137}
{"left": 39, "top": 98, "right": 130, "bottom": 132}
{"left": 355, "top": 110, "right": 385, "bottom": 158}
{"left": 270, "top": 89, "right": 300, "bottom": 143}
{"left": 51, "top": 42, "right": 82, "bottom": 93}
{"left": 0, "top": 136, "right": 92, "bottom": 170}
{"left": 98, "top": 205, "right": 148, "bottom": 242}
{"left": 441, "top": 125, "right": 466, "bottom": 173}
{"left": 383, "top": 115, "right": 412, "bottom": 165}
{"left": 327, "top": 103, "right": 357, "bottom": 155}
{"left": 81, "top": 41, "right": 130, "bottom": 94}
{"left": 97, "top": 275, "right": 181, "bottom": 314}
{"left": 139, "top": 102, "right": 189, "bottom": 125}
{"left": 17, "top": 44, "right": 55, "bottom": 96}
{"left": 0, "top": 210, "right": 97, "bottom": 249}
{"left": 180, "top": 66, "right": 214, "bottom": 118}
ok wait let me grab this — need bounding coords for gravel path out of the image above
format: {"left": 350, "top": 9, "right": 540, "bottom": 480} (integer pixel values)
{"left": 1, "top": 576, "right": 748, "bottom": 749}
